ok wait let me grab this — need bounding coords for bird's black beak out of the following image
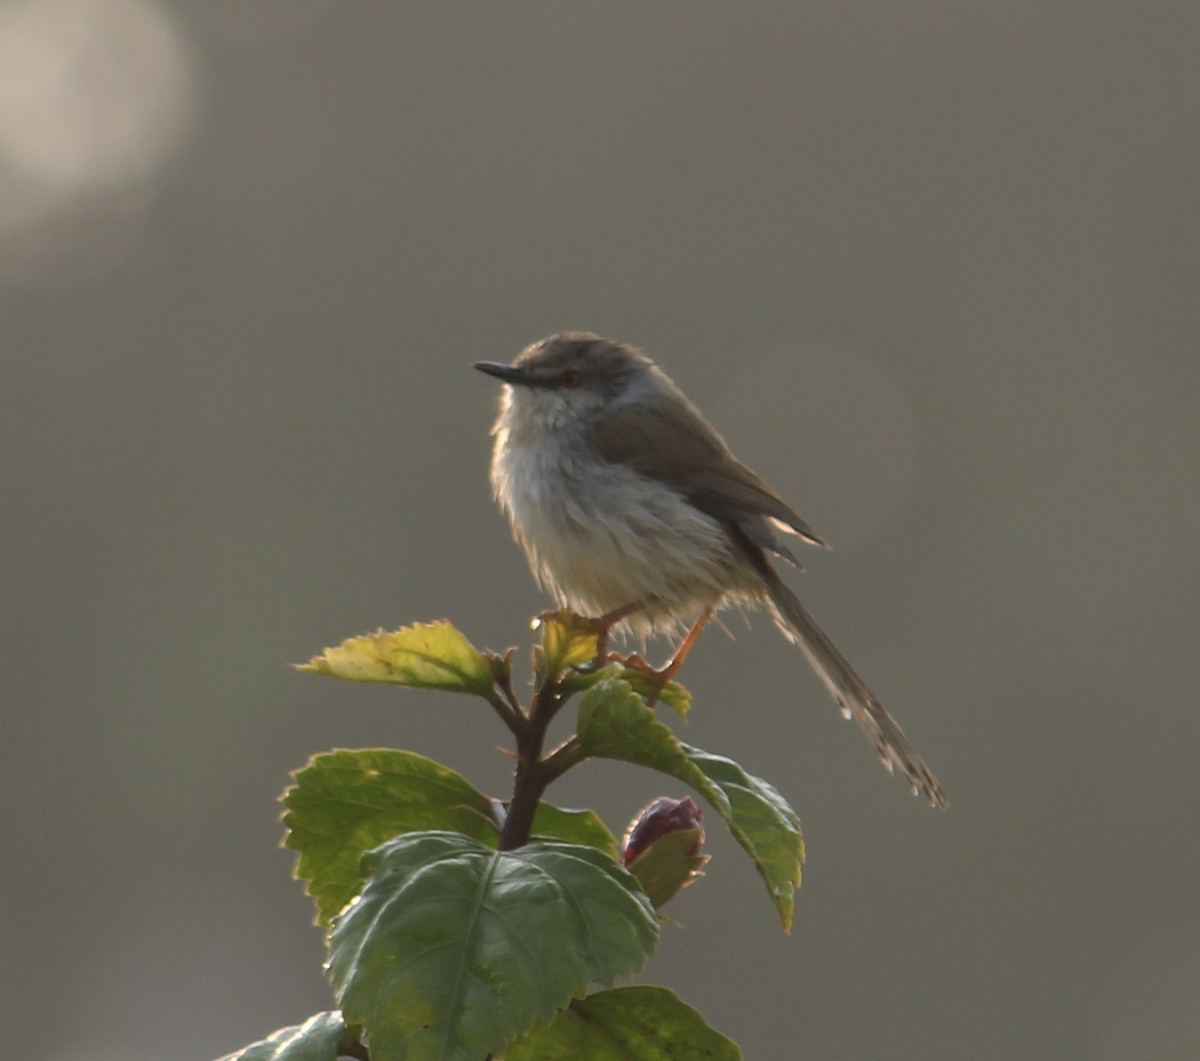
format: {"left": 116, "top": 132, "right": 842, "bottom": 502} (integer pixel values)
{"left": 473, "top": 361, "right": 542, "bottom": 387}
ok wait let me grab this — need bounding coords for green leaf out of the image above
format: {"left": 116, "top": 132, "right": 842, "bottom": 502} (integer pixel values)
{"left": 530, "top": 803, "right": 620, "bottom": 859}
{"left": 619, "top": 668, "right": 693, "bottom": 719}
{"left": 328, "top": 832, "right": 658, "bottom": 1061}
{"left": 576, "top": 677, "right": 804, "bottom": 930}
{"left": 679, "top": 747, "right": 804, "bottom": 924}
{"left": 216, "top": 1011, "right": 357, "bottom": 1061}
{"left": 502, "top": 986, "right": 742, "bottom": 1060}
{"left": 282, "top": 749, "right": 498, "bottom": 926}
{"left": 562, "top": 663, "right": 692, "bottom": 720}
{"left": 297, "top": 621, "right": 494, "bottom": 695}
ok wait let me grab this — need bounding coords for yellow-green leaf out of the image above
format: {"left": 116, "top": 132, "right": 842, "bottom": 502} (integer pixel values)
{"left": 537, "top": 610, "right": 601, "bottom": 675}
{"left": 298, "top": 620, "right": 493, "bottom": 695}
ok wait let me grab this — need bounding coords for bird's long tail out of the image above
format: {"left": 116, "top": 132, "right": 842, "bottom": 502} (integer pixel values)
{"left": 767, "top": 579, "right": 947, "bottom": 808}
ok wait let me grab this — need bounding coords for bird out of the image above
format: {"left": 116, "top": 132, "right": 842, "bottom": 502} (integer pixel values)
{"left": 475, "top": 332, "right": 946, "bottom": 808}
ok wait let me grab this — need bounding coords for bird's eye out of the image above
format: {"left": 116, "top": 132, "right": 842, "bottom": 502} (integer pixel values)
{"left": 561, "top": 369, "right": 583, "bottom": 388}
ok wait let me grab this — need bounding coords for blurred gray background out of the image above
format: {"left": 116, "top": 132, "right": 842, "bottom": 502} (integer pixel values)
{"left": 3, "top": 3, "right": 1197, "bottom": 1059}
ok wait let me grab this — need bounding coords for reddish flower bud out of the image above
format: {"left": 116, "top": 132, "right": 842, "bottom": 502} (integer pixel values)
{"left": 622, "top": 796, "right": 705, "bottom": 865}
{"left": 621, "top": 797, "right": 707, "bottom": 908}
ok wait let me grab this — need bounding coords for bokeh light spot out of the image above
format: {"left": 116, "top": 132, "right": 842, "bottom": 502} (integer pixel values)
{"left": 0, "top": 0, "right": 191, "bottom": 187}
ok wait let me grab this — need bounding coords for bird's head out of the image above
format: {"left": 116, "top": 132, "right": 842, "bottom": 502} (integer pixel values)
{"left": 475, "top": 332, "right": 655, "bottom": 430}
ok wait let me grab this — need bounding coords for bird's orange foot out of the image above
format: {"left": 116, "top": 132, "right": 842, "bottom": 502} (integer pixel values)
{"left": 619, "top": 651, "right": 687, "bottom": 706}
{"left": 620, "top": 607, "right": 715, "bottom": 706}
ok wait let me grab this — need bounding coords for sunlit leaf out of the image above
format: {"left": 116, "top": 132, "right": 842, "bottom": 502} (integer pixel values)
{"left": 502, "top": 986, "right": 741, "bottom": 1060}
{"left": 298, "top": 621, "right": 493, "bottom": 695}
{"left": 537, "top": 610, "right": 601, "bottom": 675}
{"left": 328, "top": 832, "right": 658, "bottom": 1061}
{"left": 282, "top": 749, "right": 498, "bottom": 926}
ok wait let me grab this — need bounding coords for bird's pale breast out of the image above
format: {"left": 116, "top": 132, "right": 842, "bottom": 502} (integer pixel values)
{"left": 491, "top": 423, "right": 759, "bottom": 636}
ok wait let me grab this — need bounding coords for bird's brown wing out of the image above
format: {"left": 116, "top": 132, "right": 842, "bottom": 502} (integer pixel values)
{"left": 588, "top": 397, "right": 826, "bottom": 565}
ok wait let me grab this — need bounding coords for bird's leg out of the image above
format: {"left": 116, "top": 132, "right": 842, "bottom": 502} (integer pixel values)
{"left": 536, "top": 600, "right": 651, "bottom": 672}
{"left": 590, "top": 599, "right": 647, "bottom": 661}
{"left": 624, "top": 606, "right": 715, "bottom": 705}
{"left": 536, "top": 599, "right": 646, "bottom": 660}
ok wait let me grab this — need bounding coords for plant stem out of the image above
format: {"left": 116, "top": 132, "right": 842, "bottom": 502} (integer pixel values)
{"left": 541, "top": 736, "right": 586, "bottom": 782}
{"left": 498, "top": 680, "right": 568, "bottom": 850}
{"left": 499, "top": 740, "right": 549, "bottom": 850}
{"left": 485, "top": 689, "right": 524, "bottom": 737}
